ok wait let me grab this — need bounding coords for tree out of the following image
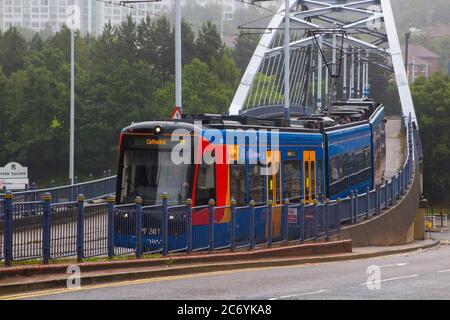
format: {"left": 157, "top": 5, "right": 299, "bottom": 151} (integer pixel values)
{"left": 0, "top": 27, "right": 27, "bottom": 75}
{"left": 232, "top": 32, "right": 260, "bottom": 72}
{"left": 412, "top": 73, "right": 450, "bottom": 204}
{"left": 90, "top": 22, "right": 118, "bottom": 71}
{"left": 154, "top": 59, "right": 233, "bottom": 115}
{"left": 196, "top": 21, "right": 224, "bottom": 65}
{"left": 151, "top": 16, "right": 174, "bottom": 81}
{"left": 209, "top": 50, "right": 241, "bottom": 90}
{"left": 116, "top": 16, "right": 138, "bottom": 64}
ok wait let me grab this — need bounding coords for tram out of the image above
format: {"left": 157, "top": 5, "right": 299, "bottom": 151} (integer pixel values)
{"left": 114, "top": 99, "right": 386, "bottom": 250}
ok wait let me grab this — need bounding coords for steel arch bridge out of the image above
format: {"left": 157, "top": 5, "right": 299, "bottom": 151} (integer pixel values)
{"left": 229, "top": 0, "right": 416, "bottom": 126}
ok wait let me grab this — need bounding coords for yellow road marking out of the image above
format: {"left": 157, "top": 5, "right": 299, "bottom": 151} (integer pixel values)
{"left": 0, "top": 264, "right": 312, "bottom": 300}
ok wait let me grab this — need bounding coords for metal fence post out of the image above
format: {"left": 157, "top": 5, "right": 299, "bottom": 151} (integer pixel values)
{"left": 385, "top": 181, "right": 389, "bottom": 209}
{"left": 391, "top": 176, "right": 396, "bottom": 206}
{"left": 42, "top": 193, "right": 52, "bottom": 264}
{"left": 350, "top": 190, "right": 355, "bottom": 224}
{"left": 249, "top": 200, "right": 255, "bottom": 250}
{"left": 230, "top": 199, "right": 237, "bottom": 252}
{"left": 399, "top": 170, "right": 403, "bottom": 195}
{"left": 299, "top": 200, "right": 305, "bottom": 243}
{"left": 313, "top": 200, "right": 318, "bottom": 241}
{"left": 4, "top": 191, "right": 13, "bottom": 267}
{"left": 161, "top": 193, "right": 168, "bottom": 257}
{"left": 76, "top": 194, "right": 85, "bottom": 263}
{"left": 373, "top": 183, "right": 381, "bottom": 215}
{"left": 107, "top": 196, "right": 115, "bottom": 260}
{"left": 283, "top": 199, "right": 290, "bottom": 243}
{"left": 337, "top": 198, "right": 342, "bottom": 235}
{"left": 366, "top": 186, "right": 370, "bottom": 219}
{"left": 354, "top": 190, "right": 359, "bottom": 221}
{"left": 208, "top": 199, "right": 215, "bottom": 253}
{"left": 267, "top": 200, "right": 273, "bottom": 247}
{"left": 186, "top": 198, "right": 193, "bottom": 255}
{"left": 325, "top": 199, "right": 330, "bottom": 241}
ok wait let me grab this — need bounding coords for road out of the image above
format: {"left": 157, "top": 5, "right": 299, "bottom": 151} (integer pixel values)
{"left": 1, "top": 231, "right": 448, "bottom": 300}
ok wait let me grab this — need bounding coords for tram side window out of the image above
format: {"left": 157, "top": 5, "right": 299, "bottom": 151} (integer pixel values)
{"left": 330, "top": 157, "right": 339, "bottom": 196}
{"left": 248, "top": 164, "right": 264, "bottom": 204}
{"left": 283, "top": 160, "right": 302, "bottom": 202}
{"left": 230, "top": 164, "right": 247, "bottom": 206}
{"left": 339, "top": 154, "right": 348, "bottom": 192}
{"left": 195, "top": 164, "right": 216, "bottom": 206}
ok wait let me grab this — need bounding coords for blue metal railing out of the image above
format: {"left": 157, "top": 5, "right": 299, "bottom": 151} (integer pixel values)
{"left": 0, "top": 115, "right": 419, "bottom": 266}
{"left": 1, "top": 176, "right": 117, "bottom": 204}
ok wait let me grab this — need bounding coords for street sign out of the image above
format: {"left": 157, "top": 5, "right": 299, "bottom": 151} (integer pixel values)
{"left": 170, "top": 106, "right": 182, "bottom": 120}
{"left": 288, "top": 207, "right": 297, "bottom": 224}
{"left": 66, "top": 5, "right": 81, "bottom": 30}
{"left": 0, "top": 162, "right": 29, "bottom": 190}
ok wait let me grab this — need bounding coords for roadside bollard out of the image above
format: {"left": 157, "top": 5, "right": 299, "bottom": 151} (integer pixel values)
{"left": 76, "top": 194, "right": 85, "bottom": 263}
{"left": 161, "top": 193, "right": 167, "bottom": 257}
{"left": 230, "top": 199, "right": 237, "bottom": 252}
{"left": 267, "top": 200, "right": 273, "bottom": 247}
{"left": 208, "top": 199, "right": 215, "bottom": 253}
{"left": 249, "top": 200, "right": 255, "bottom": 250}
{"left": 186, "top": 198, "right": 193, "bottom": 255}
{"left": 107, "top": 195, "right": 115, "bottom": 260}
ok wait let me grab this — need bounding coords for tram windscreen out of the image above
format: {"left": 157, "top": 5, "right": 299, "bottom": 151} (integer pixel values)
{"left": 120, "top": 149, "right": 192, "bottom": 205}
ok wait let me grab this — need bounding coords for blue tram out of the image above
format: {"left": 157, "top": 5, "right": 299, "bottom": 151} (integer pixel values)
{"left": 114, "top": 99, "right": 386, "bottom": 250}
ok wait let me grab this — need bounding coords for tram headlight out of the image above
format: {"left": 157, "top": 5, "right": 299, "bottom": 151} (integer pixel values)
{"left": 154, "top": 126, "right": 163, "bottom": 135}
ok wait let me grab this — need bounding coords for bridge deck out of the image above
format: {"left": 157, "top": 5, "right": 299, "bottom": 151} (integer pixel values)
{"left": 385, "top": 116, "right": 406, "bottom": 179}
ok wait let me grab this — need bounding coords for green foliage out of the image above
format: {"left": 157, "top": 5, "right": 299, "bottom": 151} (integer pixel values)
{"left": 412, "top": 73, "right": 450, "bottom": 204}
{"left": 155, "top": 59, "right": 233, "bottom": 115}
{"left": 232, "top": 32, "right": 260, "bottom": 72}
{"left": 0, "top": 16, "right": 240, "bottom": 186}
{"left": 246, "top": 73, "right": 284, "bottom": 106}
{"left": 0, "top": 27, "right": 27, "bottom": 75}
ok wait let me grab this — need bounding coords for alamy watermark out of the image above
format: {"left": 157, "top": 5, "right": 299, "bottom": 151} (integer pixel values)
{"left": 169, "top": 121, "right": 280, "bottom": 176}
{"left": 67, "top": 265, "right": 81, "bottom": 289}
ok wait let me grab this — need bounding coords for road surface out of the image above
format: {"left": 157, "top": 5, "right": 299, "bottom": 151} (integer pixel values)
{"left": 2, "top": 230, "right": 449, "bottom": 300}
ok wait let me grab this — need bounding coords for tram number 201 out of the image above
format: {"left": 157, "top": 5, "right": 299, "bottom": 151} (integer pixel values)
{"left": 142, "top": 228, "right": 161, "bottom": 236}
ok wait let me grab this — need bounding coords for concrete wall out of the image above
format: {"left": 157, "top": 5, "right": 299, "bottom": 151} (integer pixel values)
{"left": 340, "top": 170, "right": 421, "bottom": 247}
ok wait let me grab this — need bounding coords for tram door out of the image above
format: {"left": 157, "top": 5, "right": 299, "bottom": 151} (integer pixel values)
{"left": 266, "top": 151, "right": 282, "bottom": 238}
{"left": 303, "top": 151, "right": 317, "bottom": 203}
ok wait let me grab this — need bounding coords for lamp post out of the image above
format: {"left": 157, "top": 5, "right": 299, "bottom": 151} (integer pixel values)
{"left": 405, "top": 27, "right": 421, "bottom": 79}
{"left": 66, "top": 5, "right": 80, "bottom": 185}
{"left": 283, "top": 0, "right": 290, "bottom": 120}
{"left": 175, "top": 0, "right": 182, "bottom": 113}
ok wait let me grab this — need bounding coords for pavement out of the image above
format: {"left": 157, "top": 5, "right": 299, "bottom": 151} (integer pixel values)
{"left": 0, "top": 233, "right": 444, "bottom": 300}
{"left": 385, "top": 116, "right": 406, "bottom": 179}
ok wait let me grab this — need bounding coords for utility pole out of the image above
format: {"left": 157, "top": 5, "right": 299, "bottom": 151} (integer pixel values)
{"left": 283, "top": 0, "right": 290, "bottom": 119}
{"left": 220, "top": 0, "right": 224, "bottom": 40}
{"left": 66, "top": 5, "right": 79, "bottom": 185}
{"left": 405, "top": 31, "right": 411, "bottom": 76}
{"left": 70, "top": 28, "right": 75, "bottom": 184}
{"left": 175, "top": 0, "right": 182, "bottom": 112}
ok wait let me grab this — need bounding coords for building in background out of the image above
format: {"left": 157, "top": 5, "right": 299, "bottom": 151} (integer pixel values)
{"left": 0, "top": 0, "right": 260, "bottom": 35}
{"left": 402, "top": 44, "right": 441, "bottom": 82}
{"left": 0, "top": 0, "right": 97, "bottom": 34}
